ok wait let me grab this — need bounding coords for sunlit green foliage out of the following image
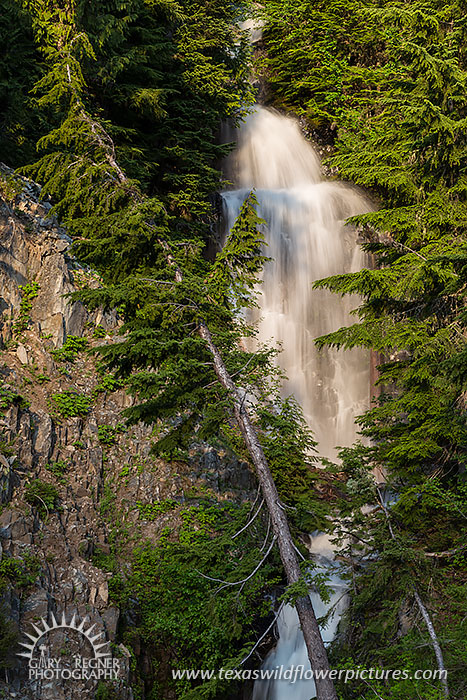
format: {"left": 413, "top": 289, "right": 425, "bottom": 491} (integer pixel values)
{"left": 111, "top": 498, "right": 281, "bottom": 699}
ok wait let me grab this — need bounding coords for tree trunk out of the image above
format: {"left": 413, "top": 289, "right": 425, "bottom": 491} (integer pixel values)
{"left": 413, "top": 590, "right": 449, "bottom": 698}
{"left": 198, "top": 321, "right": 338, "bottom": 700}
{"left": 377, "top": 488, "right": 449, "bottom": 698}
{"left": 65, "top": 99, "right": 336, "bottom": 696}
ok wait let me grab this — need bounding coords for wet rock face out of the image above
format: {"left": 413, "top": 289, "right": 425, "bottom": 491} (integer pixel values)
{"left": 0, "top": 171, "right": 256, "bottom": 699}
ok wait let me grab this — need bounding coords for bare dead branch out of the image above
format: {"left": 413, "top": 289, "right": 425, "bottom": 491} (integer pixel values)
{"left": 232, "top": 499, "right": 264, "bottom": 539}
{"left": 239, "top": 602, "right": 285, "bottom": 666}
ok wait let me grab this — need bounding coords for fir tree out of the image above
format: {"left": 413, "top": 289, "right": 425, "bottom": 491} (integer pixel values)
{"left": 260, "top": 1, "right": 467, "bottom": 696}
{"left": 0, "top": 1, "right": 41, "bottom": 164}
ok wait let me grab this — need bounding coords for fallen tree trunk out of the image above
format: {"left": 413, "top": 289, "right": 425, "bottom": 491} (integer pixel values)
{"left": 198, "top": 320, "right": 338, "bottom": 700}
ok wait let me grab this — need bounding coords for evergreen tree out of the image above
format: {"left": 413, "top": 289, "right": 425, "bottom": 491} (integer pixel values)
{"left": 0, "top": 1, "right": 41, "bottom": 164}
{"left": 261, "top": 1, "right": 467, "bottom": 697}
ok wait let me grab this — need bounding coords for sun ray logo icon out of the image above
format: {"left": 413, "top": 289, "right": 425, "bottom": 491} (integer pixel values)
{"left": 17, "top": 613, "right": 111, "bottom": 662}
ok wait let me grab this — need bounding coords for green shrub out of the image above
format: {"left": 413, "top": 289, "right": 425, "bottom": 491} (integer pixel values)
{"left": 92, "top": 325, "right": 107, "bottom": 339}
{"left": 92, "top": 549, "right": 119, "bottom": 574}
{"left": 45, "top": 459, "right": 68, "bottom": 481}
{"left": 25, "top": 479, "right": 59, "bottom": 517}
{"left": 136, "top": 499, "right": 178, "bottom": 521}
{"left": 52, "top": 391, "right": 92, "bottom": 417}
{"left": 93, "top": 372, "right": 125, "bottom": 396}
{"left": 0, "top": 553, "right": 40, "bottom": 589}
{"left": 51, "top": 335, "right": 88, "bottom": 363}
{"left": 0, "top": 380, "right": 29, "bottom": 413}
{"left": 36, "top": 373, "right": 50, "bottom": 384}
{"left": 13, "top": 282, "right": 39, "bottom": 335}
{"left": 0, "top": 173, "right": 23, "bottom": 202}
{"left": 97, "top": 423, "right": 125, "bottom": 446}
{"left": 99, "top": 484, "right": 116, "bottom": 517}
{"left": 0, "top": 440, "right": 14, "bottom": 457}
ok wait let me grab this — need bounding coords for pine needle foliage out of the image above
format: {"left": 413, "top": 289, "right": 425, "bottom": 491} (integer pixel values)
{"left": 0, "top": 1, "right": 41, "bottom": 164}
{"left": 261, "top": 1, "right": 467, "bottom": 696}
{"left": 5, "top": 0, "right": 252, "bottom": 258}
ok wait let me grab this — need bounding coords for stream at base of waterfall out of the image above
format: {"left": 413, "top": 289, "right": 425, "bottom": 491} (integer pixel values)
{"left": 222, "top": 106, "right": 371, "bottom": 699}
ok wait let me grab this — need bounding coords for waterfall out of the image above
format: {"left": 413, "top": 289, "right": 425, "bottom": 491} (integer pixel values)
{"left": 250, "top": 533, "right": 349, "bottom": 700}
{"left": 222, "top": 106, "right": 370, "bottom": 459}
{"left": 222, "top": 106, "right": 371, "bottom": 699}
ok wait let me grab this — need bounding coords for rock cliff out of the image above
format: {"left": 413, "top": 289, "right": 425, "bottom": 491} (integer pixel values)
{"left": 0, "top": 168, "right": 255, "bottom": 699}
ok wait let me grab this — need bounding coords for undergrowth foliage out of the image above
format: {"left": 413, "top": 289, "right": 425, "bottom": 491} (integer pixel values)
{"left": 111, "top": 498, "right": 282, "bottom": 699}
{"left": 13, "top": 282, "right": 39, "bottom": 336}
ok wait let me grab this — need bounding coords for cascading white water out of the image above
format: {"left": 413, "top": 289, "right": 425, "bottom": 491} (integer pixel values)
{"left": 252, "top": 533, "right": 349, "bottom": 700}
{"left": 223, "top": 107, "right": 370, "bottom": 459}
{"left": 222, "top": 106, "right": 371, "bottom": 700}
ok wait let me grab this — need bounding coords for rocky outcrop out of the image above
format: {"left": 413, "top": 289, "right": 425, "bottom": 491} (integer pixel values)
{"left": 0, "top": 171, "right": 86, "bottom": 348}
{"left": 0, "top": 170, "right": 255, "bottom": 699}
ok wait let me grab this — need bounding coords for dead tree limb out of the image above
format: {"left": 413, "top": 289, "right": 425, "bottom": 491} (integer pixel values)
{"left": 376, "top": 487, "right": 449, "bottom": 698}
{"left": 239, "top": 602, "right": 285, "bottom": 666}
{"left": 413, "top": 590, "right": 449, "bottom": 698}
{"left": 198, "top": 320, "right": 338, "bottom": 700}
